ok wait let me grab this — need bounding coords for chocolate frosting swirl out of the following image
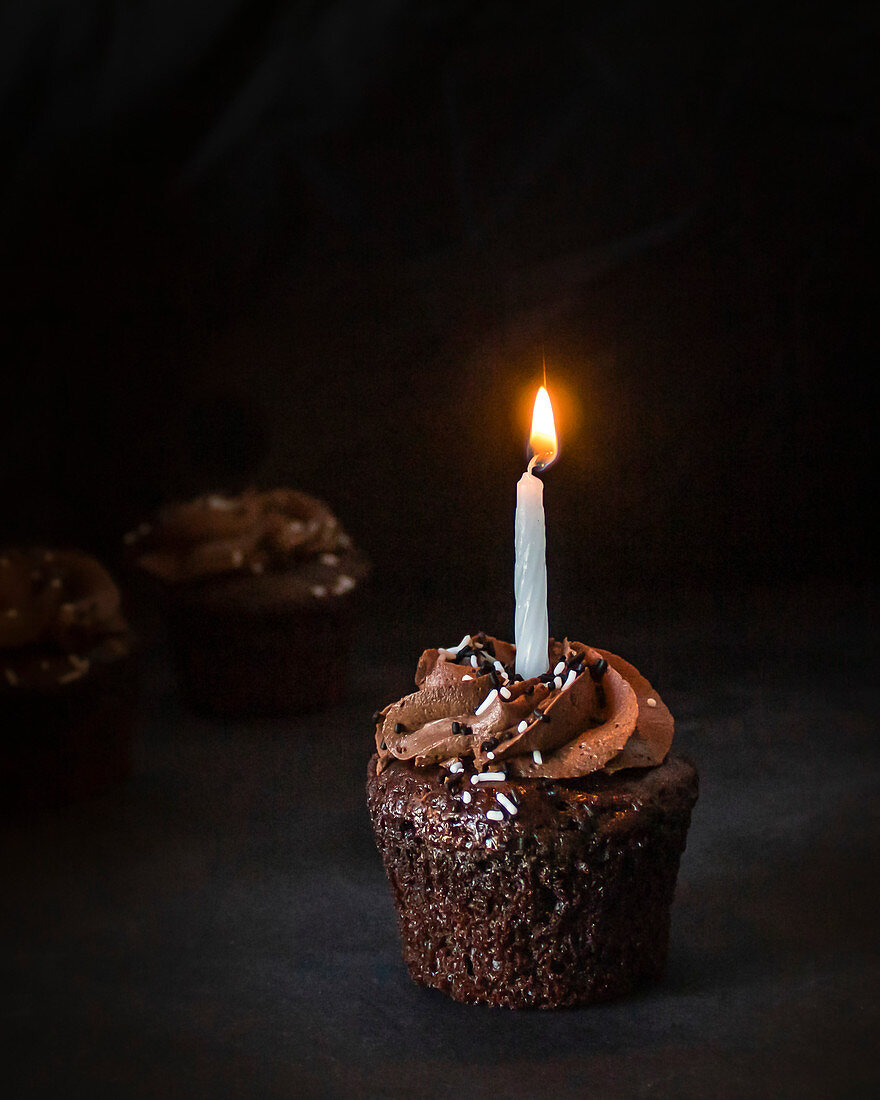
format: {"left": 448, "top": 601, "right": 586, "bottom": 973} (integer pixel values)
{"left": 127, "top": 488, "right": 365, "bottom": 589}
{"left": 1, "top": 548, "right": 131, "bottom": 691}
{"left": 374, "top": 633, "right": 673, "bottom": 779}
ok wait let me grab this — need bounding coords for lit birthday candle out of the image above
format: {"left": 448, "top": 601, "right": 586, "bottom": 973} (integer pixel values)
{"left": 514, "top": 385, "right": 558, "bottom": 679}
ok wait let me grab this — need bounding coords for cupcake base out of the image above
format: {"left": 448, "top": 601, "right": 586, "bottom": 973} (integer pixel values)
{"left": 161, "top": 583, "right": 354, "bottom": 717}
{"left": 1, "top": 655, "right": 137, "bottom": 816}
{"left": 367, "top": 752, "right": 698, "bottom": 1008}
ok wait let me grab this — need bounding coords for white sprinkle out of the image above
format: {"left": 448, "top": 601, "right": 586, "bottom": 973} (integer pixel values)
{"left": 562, "top": 669, "right": 577, "bottom": 690}
{"left": 493, "top": 660, "right": 507, "bottom": 678}
{"left": 58, "top": 667, "right": 86, "bottom": 684}
{"left": 231, "top": 549, "right": 244, "bottom": 567}
{"left": 337, "top": 533, "right": 352, "bottom": 549}
{"left": 470, "top": 654, "right": 479, "bottom": 668}
{"left": 288, "top": 520, "right": 304, "bottom": 534}
{"left": 496, "top": 792, "right": 518, "bottom": 816}
{"left": 461, "top": 674, "right": 473, "bottom": 681}
{"left": 471, "top": 771, "right": 506, "bottom": 784}
{"left": 4, "top": 608, "right": 19, "bottom": 618}
{"left": 486, "top": 751, "right": 495, "bottom": 760}
{"left": 474, "top": 688, "right": 498, "bottom": 716}
{"left": 4, "top": 668, "right": 19, "bottom": 686}
{"left": 320, "top": 553, "right": 339, "bottom": 566}
{"left": 333, "top": 575, "right": 356, "bottom": 595}
{"left": 499, "top": 686, "right": 512, "bottom": 700}
{"left": 486, "top": 809, "right": 504, "bottom": 821}
{"left": 553, "top": 661, "right": 566, "bottom": 675}
{"left": 445, "top": 634, "right": 471, "bottom": 655}
{"left": 646, "top": 697, "right": 658, "bottom": 707}
{"left": 310, "top": 585, "right": 327, "bottom": 598}
{"left": 448, "top": 760, "right": 464, "bottom": 774}
{"left": 532, "top": 749, "right": 543, "bottom": 764}
{"left": 517, "top": 720, "right": 529, "bottom": 733}
{"left": 553, "top": 675, "right": 563, "bottom": 689}
{"left": 461, "top": 791, "right": 472, "bottom": 804}
{"left": 485, "top": 839, "right": 494, "bottom": 848}
{"left": 472, "top": 639, "right": 484, "bottom": 650}
{"left": 207, "top": 495, "right": 236, "bottom": 510}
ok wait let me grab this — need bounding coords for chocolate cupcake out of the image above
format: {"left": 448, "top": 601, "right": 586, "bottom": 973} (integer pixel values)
{"left": 125, "top": 489, "right": 368, "bottom": 716}
{"left": 1, "top": 548, "right": 136, "bottom": 814}
{"left": 367, "top": 632, "right": 698, "bottom": 1008}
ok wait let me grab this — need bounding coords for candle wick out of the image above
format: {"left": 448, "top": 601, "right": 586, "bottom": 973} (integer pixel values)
{"left": 527, "top": 455, "right": 541, "bottom": 474}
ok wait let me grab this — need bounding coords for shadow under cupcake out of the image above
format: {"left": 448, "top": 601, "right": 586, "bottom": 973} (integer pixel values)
{"left": 125, "top": 488, "right": 369, "bottom": 717}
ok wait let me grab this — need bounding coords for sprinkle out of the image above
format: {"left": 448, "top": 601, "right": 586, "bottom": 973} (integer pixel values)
{"left": 646, "top": 697, "right": 658, "bottom": 707}
{"left": 58, "top": 667, "right": 86, "bottom": 684}
{"left": 553, "top": 661, "right": 566, "bottom": 675}
{"left": 517, "top": 720, "right": 529, "bottom": 733}
{"left": 333, "top": 575, "right": 356, "bottom": 595}
{"left": 4, "top": 668, "right": 19, "bottom": 686}
{"left": 496, "top": 792, "right": 518, "bottom": 816}
{"left": 589, "top": 657, "right": 609, "bottom": 682}
{"left": 451, "top": 721, "right": 462, "bottom": 735}
{"left": 461, "top": 790, "right": 472, "bottom": 804}
{"left": 231, "top": 549, "right": 244, "bottom": 567}
{"left": 471, "top": 771, "right": 506, "bottom": 784}
{"left": 533, "top": 708, "right": 550, "bottom": 722}
{"left": 69, "top": 655, "right": 90, "bottom": 671}
{"left": 486, "top": 752, "right": 495, "bottom": 760}
{"left": 474, "top": 689, "right": 498, "bottom": 716}
{"left": 448, "top": 759, "right": 464, "bottom": 774}
{"left": 320, "top": 553, "right": 339, "bottom": 566}
{"left": 499, "top": 686, "right": 512, "bottom": 700}
{"left": 394, "top": 722, "right": 407, "bottom": 734}
{"left": 4, "top": 608, "right": 19, "bottom": 618}
{"left": 470, "top": 654, "right": 479, "bottom": 668}
{"left": 337, "top": 533, "right": 352, "bottom": 549}
{"left": 461, "top": 674, "right": 473, "bottom": 681}
{"left": 553, "top": 676, "right": 563, "bottom": 689}
{"left": 472, "top": 639, "right": 483, "bottom": 650}
{"left": 486, "top": 809, "right": 504, "bottom": 821}
{"left": 372, "top": 710, "right": 383, "bottom": 724}
{"left": 562, "top": 669, "right": 577, "bottom": 689}
{"left": 444, "top": 634, "right": 471, "bottom": 656}
{"left": 207, "top": 495, "right": 236, "bottom": 510}
{"left": 532, "top": 749, "right": 543, "bottom": 764}
{"left": 493, "top": 660, "right": 508, "bottom": 679}
{"left": 310, "top": 585, "right": 327, "bottom": 598}
{"left": 288, "top": 520, "right": 304, "bottom": 534}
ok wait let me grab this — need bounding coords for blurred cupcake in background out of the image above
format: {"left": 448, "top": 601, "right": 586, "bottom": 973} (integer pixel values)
{"left": 1, "top": 547, "right": 136, "bottom": 815}
{"left": 125, "top": 488, "right": 369, "bottom": 716}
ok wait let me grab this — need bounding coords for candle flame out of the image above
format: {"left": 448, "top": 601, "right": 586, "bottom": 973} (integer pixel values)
{"left": 529, "top": 386, "right": 558, "bottom": 468}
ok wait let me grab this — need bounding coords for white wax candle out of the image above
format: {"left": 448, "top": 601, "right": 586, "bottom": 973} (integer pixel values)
{"left": 514, "top": 458, "right": 549, "bottom": 679}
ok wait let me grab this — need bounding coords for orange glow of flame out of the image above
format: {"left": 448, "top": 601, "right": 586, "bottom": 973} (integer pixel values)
{"left": 529, "top": 385, "right": 558, "bottom": 468}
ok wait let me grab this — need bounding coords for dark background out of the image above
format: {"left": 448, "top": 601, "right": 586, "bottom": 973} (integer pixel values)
{"left": 1, "top": 3, "right": 877, "bottom": 1097}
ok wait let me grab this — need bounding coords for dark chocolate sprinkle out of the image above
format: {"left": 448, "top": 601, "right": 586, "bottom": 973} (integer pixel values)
{"left": 394, "top": 722, "right": 407, "bottom": 734}
{"left": 451, "top": 721, "right": 462, "bottom": 735}
{"left": 533, "top": 708, "right": 551, "bottom": 722}
{"left": 372, "top": 710, "right": 383, "bottom": 724}
{"left": 588, "top": 657, "right": 608, "bottom": 682}
{"left": 480, "top": 737, "right": 499, "bottom": 752}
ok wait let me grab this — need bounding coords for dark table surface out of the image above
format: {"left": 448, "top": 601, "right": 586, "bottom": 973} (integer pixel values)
{"left": 3, "top": 583, "right": 878, "bottom": 1099}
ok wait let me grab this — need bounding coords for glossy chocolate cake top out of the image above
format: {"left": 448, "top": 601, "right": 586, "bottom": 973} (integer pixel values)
{"left": 1, "top": 548, "right": 131, "bottom": 693}
{"left": 125, "top": 488, "right": 368, "bottom": 599}
{"left": 374, "top": 632, "right": 674, "bottom": 780}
